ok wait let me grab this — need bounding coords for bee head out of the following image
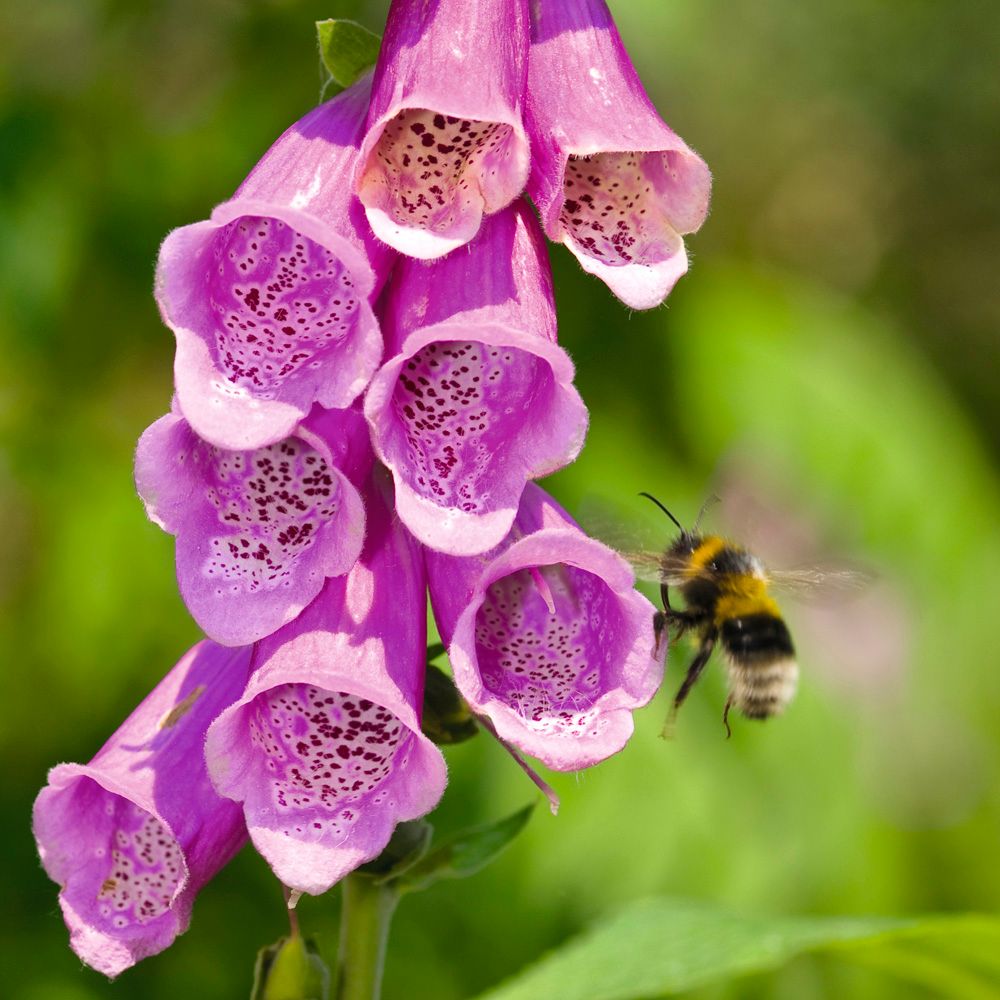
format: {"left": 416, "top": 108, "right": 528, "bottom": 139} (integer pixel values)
{"left": 666, "top": 531, "right": 702, "bottom": 558}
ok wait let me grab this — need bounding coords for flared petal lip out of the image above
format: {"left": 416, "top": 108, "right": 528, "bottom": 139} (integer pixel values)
{"left": 156, "top": 197, "right": 382, "bottom": 450}
{"left": 566, "top": 239, "right": 690, "bottom": 311}
{"left": 447, "top": 528, "right": 663, "bottom": 769}
{"left": 249, "top": 830, "right": 371, "bottom": 897}
{"left": 55, "top": 894, "right": 164, "bottom": 979}
{"left": 158, "top": 196, "right": 379, "bottom": 307}
{"left": 364, "top": 319, "right": 586, "bottom": 555}
{"left": 356, "top": 107, "right": 531, "bottom": 260}
{"left": 488, "top": 695, "right": 636, "bottom": 771}
{"left": 227, "top": 646, "right": 422, "bottom": 734}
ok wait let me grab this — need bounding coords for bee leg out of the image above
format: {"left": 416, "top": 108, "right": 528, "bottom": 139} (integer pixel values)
{"left": 722, "top": 695, "right": 734, "bottom": 740}
{"left": 653, "top": 608, "right": 703, "bottom": 658}
{"left": 661, "top": 630, "right": 717, "bottom": 738}
{"left": 664, "top": 608, "right": 706, "bottom": 639}
{"left": 652, "top": 611, "right": 669, "bottom": 659}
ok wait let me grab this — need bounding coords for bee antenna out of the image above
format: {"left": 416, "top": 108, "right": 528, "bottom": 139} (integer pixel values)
{"left": 693, "top": 494, "right": 721, "bottom": 533}
{"left": 638, "top": 492, "right": 683, "bottom": 532}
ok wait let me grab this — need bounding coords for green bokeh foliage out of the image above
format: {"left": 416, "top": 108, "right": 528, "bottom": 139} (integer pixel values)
{"left": 2, "top": 1, "right": 998, "bottom": 997}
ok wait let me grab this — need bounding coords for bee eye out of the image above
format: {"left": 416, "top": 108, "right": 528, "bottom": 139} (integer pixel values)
{"left": 709, "top": 561, "right": 718, "bottom": 571}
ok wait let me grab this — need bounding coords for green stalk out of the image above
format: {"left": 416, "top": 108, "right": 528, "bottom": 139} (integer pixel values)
{"left": 335, "top": 874, "right": 398, "bottom": 1000}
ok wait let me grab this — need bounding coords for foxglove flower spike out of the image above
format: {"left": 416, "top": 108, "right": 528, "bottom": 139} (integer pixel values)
{"left": 206, "top": 471, "right": 448, "bottom": 896}
{"left": 356, "top": 0, "right": 531, "bottom": 258}
{"left": 365, "top": 201, "right": 588, "bottom": 555}
{"left": 32, "top": 641, "right": 252, "bottom": 977}
{"left": 135, "top": 405, "right": 371, "bottom": 646}
{"left": 156, "top": 75, "right": 392, "bottom": 450}
{"left": 526, "top": 0, "right": 711, "bottom": 308}
{"left": 427, "top": 483, "right": 664, "bottom": 771}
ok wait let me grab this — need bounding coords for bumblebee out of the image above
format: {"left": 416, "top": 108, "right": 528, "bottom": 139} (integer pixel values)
{"left": 637, "top": 493, "right": 798, "bottom": 736}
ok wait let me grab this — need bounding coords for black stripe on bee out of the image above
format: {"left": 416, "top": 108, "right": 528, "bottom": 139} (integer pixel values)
{"left": 720, "top": 613, "right": 795, "bottom": 664}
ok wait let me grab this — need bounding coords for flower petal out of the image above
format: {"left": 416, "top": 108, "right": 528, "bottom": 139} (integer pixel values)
{"left": 206, "top": 470, "right": 448, "bottom": 895}
{"left": 427, "top": 483, "right": 664, "bottom": 770}
{"left": 157, "top": 76, "right": 392, "bottom": 449}
{"left": 526, "top": 0, "right": 711, "bottom": 308}
{"left": 32, "top": 641, "right": 252, "bottom": 977}
{"left": 135, "top": 406, "right": 371, "bottom": 646}
{"left": 356, "top": 0, "right": 531, "bottom": 257}
{"left": 365, "top": 202, "right": 588, "bottom": 555}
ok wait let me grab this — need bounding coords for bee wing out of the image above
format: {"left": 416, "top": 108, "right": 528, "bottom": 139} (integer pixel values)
{"left": 619, "top": 551, "right": 692, "bottom": 587}
{"left": 765, "top": 564, "right": 874, "bottom": 604}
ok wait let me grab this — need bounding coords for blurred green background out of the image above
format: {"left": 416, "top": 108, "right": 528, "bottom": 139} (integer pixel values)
{"left": 2, "top": 0, "right": 998, "bottom": 997}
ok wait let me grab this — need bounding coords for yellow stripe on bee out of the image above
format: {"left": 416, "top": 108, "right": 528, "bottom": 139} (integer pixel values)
{"left": 714, "top": 576, "right": 781, "bottom": 625}
{"left": 684, "top": 536, "right": 727, "bottom": 577}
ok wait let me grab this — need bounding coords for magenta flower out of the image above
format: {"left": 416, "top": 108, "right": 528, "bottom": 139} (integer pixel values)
{"left": 526, "top": 0, "right": 711, "bottom": 309}
{"left": 156, "top": 76, "right": 393, "bottom": 450}
{"left": 364, "top": 201, "right": 587, "bottom": 556}
{"left": 426, "top": 483, "right": 663, "bottom": 771}
{"left": 205, "top": 471, "right": 448, "bottom": 896}
{"left": 135, "top": 405, "right": 371, "bottom": 646}
{"left": 32, "top": 641, "right": 252, "bottom": 978}
{"left": 355, "top": 0, "right": 531, "bottom": 258}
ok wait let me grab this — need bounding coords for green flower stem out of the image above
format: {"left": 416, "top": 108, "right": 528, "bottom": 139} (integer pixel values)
{"left": 336, "top": 874, "right": 399, "bottom": 1000}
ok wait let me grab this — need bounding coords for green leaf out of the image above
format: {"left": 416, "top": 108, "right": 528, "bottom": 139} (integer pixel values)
{"left": 252, "top": 933, "right": 330, "bottom": 1000}
{"left": 475, "top": 899, "right": 1000, "bottom": 999}
{"left": 397, "top": 803, "right": 535, "bottom": 895}
{"left": 316, "top": 19, "right": 381, "bottom": 100}
{"left": 845, "top": 916, "right": 1000, "bottom": 1000}
{"left": 421, "top": 662, "right": 479, "bottom": 745}
{"left": 358, "top": 818, "right": 434, "bottom": 882}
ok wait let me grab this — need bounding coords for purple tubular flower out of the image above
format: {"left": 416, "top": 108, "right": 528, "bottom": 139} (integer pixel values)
{"left": 526, "top": 0, "right": 711, "bottom": 309}
{"left": 205, "top": 471, "right": 448, "bottom": 896}
{"left": 32, "top": 641, "right": 252, "bottom": 978}
{"left": 364, "top": 202, "right": 588, "bottom": 556}
{"left": 355, "top": 0, "right": 531, "bottom": 258}
{"left": 135, "top": 405, "right": 371, "bottom": 646}
{"left": 156, "top": 75, "right": 393, "bottom": 450}
{"left": 426, "top": 483, "right": 663, "bottom": 771}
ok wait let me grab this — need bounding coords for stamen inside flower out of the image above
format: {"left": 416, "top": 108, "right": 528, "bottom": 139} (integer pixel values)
{"left": 560, "top": 152, "right": 686, "bottom": 268}
{"left": 209, "top": 216, "right": 361, "bottom": 397}
{"left": 386, "top": 340, "right": 553, "bottom": 513}
{"left": 57, "top": 780, "right": 184, "bottom": 933}
{"left": 360, "top": 109, "right": 522, "bottom": 242}
{"left": 474, "top": 564, "right": 631, "bottom": 736}
{"left": 192, "top": 436, "right": 340, "bottom": 595}
{"left": 247, "top": 684, "right": 413, "bottom": 839}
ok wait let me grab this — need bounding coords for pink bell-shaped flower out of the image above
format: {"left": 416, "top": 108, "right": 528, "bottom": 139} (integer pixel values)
{"left": 32, "top": 641, "right": 253, "bottom": 977}
{"left": 355, "top": 0, "right": 531, "bottom": 258}
{"left": 426, "top": 483, "right": 664, "bottom": 771}
{"left": 135, "top": 405, "right": 371, "bottom": 646}
{"left": 365, "top": 201, "right": 587, "bottom": 556}
{"left": 156, "top": 76, "right": 393, "bottom": 450}
{"left": 526, "top": 0, "right": 711, "bottom": 308}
